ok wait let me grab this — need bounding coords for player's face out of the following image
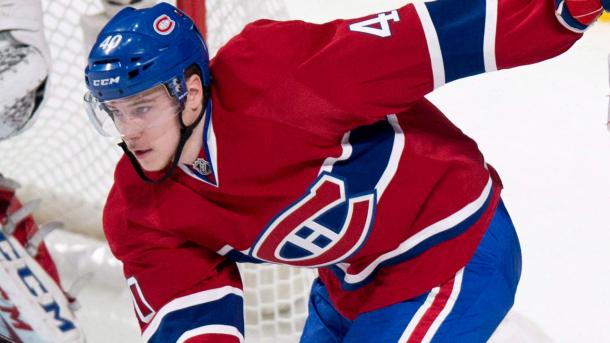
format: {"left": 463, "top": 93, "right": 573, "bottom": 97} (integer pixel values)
{"left": 122, "top": 112, "right": 182, "bottom": 172}
{"left": 108, "top": 86, "right": 182, "bottom": 171}
{"left": 118, "top": 74, "right": 206, "bottom": 172}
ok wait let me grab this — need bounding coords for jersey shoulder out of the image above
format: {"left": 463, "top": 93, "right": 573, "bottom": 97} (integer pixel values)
{"left": 213, "top": 18, "right": 325, "bottom": 68}
{"left": 209, "top": 18, "right": 335, "bottom": 109}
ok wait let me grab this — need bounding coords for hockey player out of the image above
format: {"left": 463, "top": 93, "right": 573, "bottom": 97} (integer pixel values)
{"left": 83, "top": 0, "right": 607, "bottom": 342}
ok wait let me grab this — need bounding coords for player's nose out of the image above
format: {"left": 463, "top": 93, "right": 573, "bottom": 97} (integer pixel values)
{"left": 121, "top": 126, "right": 144, "bottom": 142}
{"left": 119, "top": 118, "right": 146, "bottom": 140}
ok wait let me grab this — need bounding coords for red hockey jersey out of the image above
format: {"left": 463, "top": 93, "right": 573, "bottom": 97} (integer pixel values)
{"left": 103, "top": 0, "right": 581, "bottom": 341}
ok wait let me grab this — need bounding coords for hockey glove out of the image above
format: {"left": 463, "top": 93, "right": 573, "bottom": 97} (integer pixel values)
{"left": 555, "top": 0, "right": 610, "bottom": 32}
{"left": 0, "top": 0, "right": 51, "bottom": 141}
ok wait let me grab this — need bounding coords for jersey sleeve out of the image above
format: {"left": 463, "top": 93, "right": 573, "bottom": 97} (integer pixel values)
{"left": 302, "top": 0, "right": 581, "bottom": 116}
{"left": 226, "top": 0, "right": 583, "bottom": 134}
{"left": 103, "top": 183, "right": 245, "bottom": 343}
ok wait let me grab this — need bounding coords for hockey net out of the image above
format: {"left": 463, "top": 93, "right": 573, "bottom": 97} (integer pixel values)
{"left": 0, "top": 0, "right": 315, "bottom": 342}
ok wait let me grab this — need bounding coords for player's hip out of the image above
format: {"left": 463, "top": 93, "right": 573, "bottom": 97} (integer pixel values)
{"left": 317, "top": 193, "right": 517, "bottom": 318}
{"left": 303, "top": 200, "right": 521, "bottom": 342}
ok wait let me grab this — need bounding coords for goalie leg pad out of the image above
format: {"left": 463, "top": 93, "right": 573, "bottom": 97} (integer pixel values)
{"left": 0, "top": 230, "right": 85, "bottom": 342}
{"left": 0, "top": 186, "right": 83, "bottom": 342}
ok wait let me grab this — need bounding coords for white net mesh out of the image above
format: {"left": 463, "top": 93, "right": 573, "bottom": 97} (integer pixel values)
{"left": 0, "top": 0, "right": 316, "bottom": 341}
{"left": 0, "top": 0, "right": 117, "bottom": 239}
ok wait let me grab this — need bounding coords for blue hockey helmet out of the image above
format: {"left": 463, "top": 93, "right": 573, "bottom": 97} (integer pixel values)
{"left": 84, "top": 2, "right": 210, "bottom": 103}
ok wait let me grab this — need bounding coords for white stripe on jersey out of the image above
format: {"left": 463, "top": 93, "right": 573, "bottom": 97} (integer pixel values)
{"left": 142, "top": 286, "right": 244, "bottom": 342}
{"left": 336, "top": 176, "right": 492, "bottom": 284}
{"left": 484, "top": 0, "right": 499, "bottom": 72}
{"left": 207, "top": 102, "right": 220, "bottom": 185}
{"left": 375, "top": 114, "right": 405, "bottom": 200}
{"left": 413, "top": 2, "right": 445, "bottom": 88}
{"left": 319, "top": 114, "right": 404, "bottom": 201}
{"left": 319, "top": 131, "right": 353, "bottom": 175}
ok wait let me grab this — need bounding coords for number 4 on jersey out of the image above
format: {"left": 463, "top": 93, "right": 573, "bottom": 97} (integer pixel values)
{"left": 349, "top": 10, "right": 400, "bottom": 38}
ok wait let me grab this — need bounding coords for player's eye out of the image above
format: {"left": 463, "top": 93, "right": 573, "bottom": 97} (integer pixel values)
{"left": 133, "top": 106, "right": 151, "bottom": 117}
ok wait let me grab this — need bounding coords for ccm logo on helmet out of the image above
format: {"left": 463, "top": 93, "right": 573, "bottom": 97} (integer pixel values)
{"left": 93, "top": 76, "right": 120, "bottom": 87}
{"left": 153, "top": 14, "right": 175, "bottom": 35}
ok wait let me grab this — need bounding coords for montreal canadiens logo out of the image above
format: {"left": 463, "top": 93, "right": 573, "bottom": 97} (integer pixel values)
{"left": 153, "top": 14, "right": 175, "bottom": 35}
{"left": 251, "top": 174, "right": 375, "bottom": 268}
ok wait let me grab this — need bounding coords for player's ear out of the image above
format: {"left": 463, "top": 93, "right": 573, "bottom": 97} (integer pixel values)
{"left": 182, "top": 73, "right": 203, "bottom": 125}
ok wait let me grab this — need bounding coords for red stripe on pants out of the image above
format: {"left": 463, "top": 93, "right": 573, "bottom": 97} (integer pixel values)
{"left": 407, "top": 276, "right": 455, "bottom": 343}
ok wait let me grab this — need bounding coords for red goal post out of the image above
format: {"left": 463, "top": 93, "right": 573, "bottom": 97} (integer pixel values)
{"left": 177, "top": 0, "right": 207, "bottom": 37}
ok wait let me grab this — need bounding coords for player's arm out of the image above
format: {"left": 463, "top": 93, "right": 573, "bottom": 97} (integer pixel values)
{"left": 275, "top": 0, "right": 607, "bottom": 126}
{"left": 122, "top": 247, "right": 244, "bottom": 343}
{"left": 104, "top": 188, "right": 245, "bottom": 343}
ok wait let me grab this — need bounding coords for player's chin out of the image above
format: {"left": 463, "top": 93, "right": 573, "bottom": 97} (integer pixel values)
{"left": 134, "top": 153, "right": 166, "bottom": 172}
{"left": 139, "top": 161, "right": 167, "bottom": 172}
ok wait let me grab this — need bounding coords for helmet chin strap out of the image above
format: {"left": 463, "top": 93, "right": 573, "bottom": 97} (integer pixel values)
{"left": 119, "top": 87, "right": 210, "bottom": 184}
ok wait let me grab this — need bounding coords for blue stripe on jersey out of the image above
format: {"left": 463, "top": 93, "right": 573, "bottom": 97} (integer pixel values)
{"left": 315, "top": 119, "right": 394, "bottom": 234}
{"left": 225, "top": 249, "right": 265, "bottom": 263}
{"left": 328, "top": 187, "right": 494, "bottom": 291}
{"left": 188, "top": 99, "right": 218, "bottom": 186}
{"left": 425, "top": 0, "right": 487, "bottom": 83}
{"left": 555, "top": 0, "right": 589, "bottom": 31}
{"left": 147, "top": 293, "right": 244, "bottom": 343}
{"left": 200, "top": 99, "right": 218, "bottom": 185}
{"left": 332, "top": 119, "right": 395, "bottom": 194}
